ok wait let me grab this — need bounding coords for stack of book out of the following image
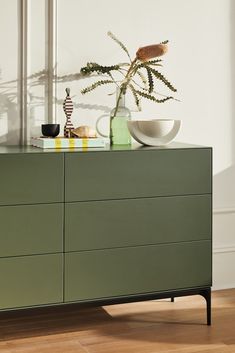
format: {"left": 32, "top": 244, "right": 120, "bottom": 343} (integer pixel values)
{"left": 31, "top": 137, "right": 106, "bottom": 149}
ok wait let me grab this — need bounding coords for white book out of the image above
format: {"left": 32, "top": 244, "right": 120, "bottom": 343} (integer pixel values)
{"left": 31, "top": 137, "right": 106, "bottom": 149}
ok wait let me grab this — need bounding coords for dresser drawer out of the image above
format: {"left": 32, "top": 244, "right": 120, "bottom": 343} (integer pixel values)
{"left": 65, "top": 149, "right": 211, "bottom": 201}
{"left": 0, "top": 154, "right": 63, "bottom": 205}
{"left": 65, "top": 195, "right": 211, "bottom": 251}
{"left": 0, "top": 204, "right": 63, "bottom": 257}
{"left": 64, "top": 241, "right": 211, "bottom": 302}
{"left": 0, "top": 254, "right": 62, "bottom": 309}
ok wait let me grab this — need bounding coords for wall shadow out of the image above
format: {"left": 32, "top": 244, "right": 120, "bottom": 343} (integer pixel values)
{"left": 0, "top": 76, "right": 20, "bottom": 145}
{"left": 0, "top": 70, "right": 111, "bottom": 145}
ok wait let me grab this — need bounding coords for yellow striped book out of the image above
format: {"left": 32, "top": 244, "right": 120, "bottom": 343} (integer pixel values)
{"left": 31, "top": 137, "right": 106, "bottom": 149}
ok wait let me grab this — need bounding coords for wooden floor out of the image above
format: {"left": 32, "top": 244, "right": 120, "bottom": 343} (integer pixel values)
{"left": 0, "top": 289, "right": 234, "bottom": 353}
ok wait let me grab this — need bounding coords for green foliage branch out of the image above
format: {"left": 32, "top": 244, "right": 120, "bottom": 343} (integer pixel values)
{"left": 80, "top": 32, "right": 177, "bottom": 119}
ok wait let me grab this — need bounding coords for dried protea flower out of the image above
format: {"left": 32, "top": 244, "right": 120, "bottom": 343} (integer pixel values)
{"left": 136, "top": 44, "right": 168, "bottom": 61}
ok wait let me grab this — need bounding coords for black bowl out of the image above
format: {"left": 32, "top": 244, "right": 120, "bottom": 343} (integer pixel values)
{"left": 41, "top": 124, "right": 60, "bottom": 138}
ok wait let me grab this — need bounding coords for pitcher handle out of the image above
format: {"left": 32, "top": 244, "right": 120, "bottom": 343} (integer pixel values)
{"left": 96, "top": 115, "right": 110, "bottom": 137}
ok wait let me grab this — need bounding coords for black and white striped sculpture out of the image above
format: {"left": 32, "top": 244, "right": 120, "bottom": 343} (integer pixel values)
{"left": 63, "top": 88, "right": 74, "bottom": 137}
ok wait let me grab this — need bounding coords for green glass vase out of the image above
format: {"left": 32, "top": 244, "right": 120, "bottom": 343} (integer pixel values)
{"left": 96, "top": 89, "right": 131, "bottom": 145}
{"left": 110, "top": 90, "right": 131, "bottom": 145}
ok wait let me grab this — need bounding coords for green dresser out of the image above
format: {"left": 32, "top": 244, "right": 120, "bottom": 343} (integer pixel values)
{"left": 0, "top": 144, "right": 212, "bottom": 324}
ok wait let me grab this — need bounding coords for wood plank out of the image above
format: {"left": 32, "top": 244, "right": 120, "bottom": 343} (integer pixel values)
{"left": 0, "top": 289, "right": 234, "bottom": 353}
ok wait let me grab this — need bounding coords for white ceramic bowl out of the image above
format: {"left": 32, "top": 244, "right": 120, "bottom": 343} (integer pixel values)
{"left": 127, "top": 119, "right": 181, "bottom": 146}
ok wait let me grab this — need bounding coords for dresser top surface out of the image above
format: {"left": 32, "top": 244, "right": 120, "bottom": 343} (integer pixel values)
{"left": 0, "top": 142, "right": 211, "bottom": 154}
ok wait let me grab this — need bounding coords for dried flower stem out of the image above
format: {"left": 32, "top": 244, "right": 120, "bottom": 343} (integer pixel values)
{"left": 80, "top": 32, "right": 178, "bottom": 132}
{"left": 111, "top": 57, "right": 138, "bottom": 119}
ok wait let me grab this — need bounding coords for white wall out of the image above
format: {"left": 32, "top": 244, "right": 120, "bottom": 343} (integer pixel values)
{"left": 0, "top": 0, "right": 234, "bottom": 289}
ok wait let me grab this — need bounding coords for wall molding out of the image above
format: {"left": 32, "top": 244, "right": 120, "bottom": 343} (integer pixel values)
{"left": 45, "top": 0, "right": 57, "bottom": 124}
{"left": 213, "top": 246, "right": 235, "bottom": 254}
{"left": 213, "top": 207, "right": 235, "bottom": 215}
{"left": 213, "top": 247, "right": 235, "bottom": 290}
{"left": 19, "top": 0, "right": 58, "bottom": 145}
{"left": 213, "top": 207, "right": 235, "bottom": 254}
{"left": 19, "top": 0, "right": 29, "bottom": 145}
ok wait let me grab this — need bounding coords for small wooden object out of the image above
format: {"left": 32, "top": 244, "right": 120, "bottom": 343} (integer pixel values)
{"left": 63, "top": 88, "right": 74, "bottom": 137}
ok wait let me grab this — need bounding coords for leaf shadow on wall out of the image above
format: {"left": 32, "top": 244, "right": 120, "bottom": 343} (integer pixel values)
{"left": 212, "top": 0, "right": 235, "bottom": 209}
{"left": 35, "top": 69, "right": 112, "bottom": 114}
{"left": 0, "top": 72, "right": 20, "bottom": 145}
{"left": 29, "top": 70, "right": 112, "bottom": 138}
{"left": 55, "top": 71, "right": 112, "bottom": 114}
{"left": 0, "top": 69, "right": 111, "bottom": 145}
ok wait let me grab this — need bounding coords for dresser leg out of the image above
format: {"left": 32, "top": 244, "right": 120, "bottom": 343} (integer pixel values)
{"left": 201, "top": 288, "right": 211, "bottom": 325}
{"left": 171, "top": 297, "right": 174, "bottom": 302}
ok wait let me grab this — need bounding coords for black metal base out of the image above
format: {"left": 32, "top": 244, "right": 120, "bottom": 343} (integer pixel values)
{"left": 0, "top": 287, "right": 211, "bottom": 325}
{"left": 200, "top": 287, "right": 211, "bottom": 325}
{"left": 168, "top": 288, "right": 211, "bottom": 325}
{"left": 68, "top": 287, "right": 211, "bottom": 326}
{"left": 93, "top": 287, "right": 211, "bottom": 326}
